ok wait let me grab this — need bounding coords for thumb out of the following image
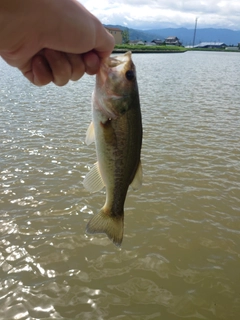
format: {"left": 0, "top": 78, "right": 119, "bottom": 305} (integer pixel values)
{"left": 94, "top": 27, "right": 115, "bottom": 58}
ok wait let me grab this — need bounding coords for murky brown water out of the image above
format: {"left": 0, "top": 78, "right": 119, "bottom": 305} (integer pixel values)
{"left": 1, "top": 51, "right": 240, "bottom": 319}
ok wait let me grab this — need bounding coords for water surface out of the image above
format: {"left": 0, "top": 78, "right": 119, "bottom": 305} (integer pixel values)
{"left": 1, "top": 51, "right": 240, "bottom": 319}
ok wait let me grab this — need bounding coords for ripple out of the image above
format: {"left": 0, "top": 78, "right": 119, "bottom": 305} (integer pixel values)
{"left": 1, "top": 53, "right": 240, "bottom": 319}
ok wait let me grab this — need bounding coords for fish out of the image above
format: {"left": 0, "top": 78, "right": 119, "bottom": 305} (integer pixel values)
{"left": 83, "top": 51, "right": 142, "bottom": 247}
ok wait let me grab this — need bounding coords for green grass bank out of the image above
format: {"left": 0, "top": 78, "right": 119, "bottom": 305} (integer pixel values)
{"left": 113, "top": 44, "right": 187, "bottom": 53}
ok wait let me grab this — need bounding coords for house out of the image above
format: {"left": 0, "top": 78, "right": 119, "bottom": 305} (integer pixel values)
{"left": 129, "top": 40, "right": 145, "bottom": 45}
{"left": 151, "top": 39, "right": 164, "bottom": 45}
{"left": 105, "top": 27, "right": 122, "bottom": 44}
{"left": 165, "top": 36, "right": 182, "bottom": 46}
{"left": 194, "top": 42, "right": 227, "bottom": 49}
{"left": 225, "top": 46, "right": 239, "bottom": 51}
{"left": 145, "top": 42, "right": 157, "bottom": 46}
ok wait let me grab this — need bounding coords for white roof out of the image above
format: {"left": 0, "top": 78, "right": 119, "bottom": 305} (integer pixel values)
{"left": 194, "top": 42, "right": 226, "bottom": 47}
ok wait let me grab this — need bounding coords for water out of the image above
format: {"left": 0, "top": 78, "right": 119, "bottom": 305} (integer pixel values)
{"left": 0, "top": 51, "right": 240, "bottom": 320}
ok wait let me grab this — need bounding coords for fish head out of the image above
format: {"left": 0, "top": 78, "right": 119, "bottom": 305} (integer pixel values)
{"left": 95, "top": 51, "right": 139, "bottom": 119}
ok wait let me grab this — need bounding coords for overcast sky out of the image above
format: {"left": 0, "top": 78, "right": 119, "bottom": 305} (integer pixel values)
{"left": 79, "top": 0, "right": 240, "bottom": 30}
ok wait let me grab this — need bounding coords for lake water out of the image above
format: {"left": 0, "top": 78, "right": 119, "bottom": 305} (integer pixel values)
{"left": 0, "top": 51, "right": 240, "bottom": 320}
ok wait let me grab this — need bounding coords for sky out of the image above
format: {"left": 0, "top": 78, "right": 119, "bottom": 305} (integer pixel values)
{"left": 79, "top": 0, "right": 240, "bottom": 30}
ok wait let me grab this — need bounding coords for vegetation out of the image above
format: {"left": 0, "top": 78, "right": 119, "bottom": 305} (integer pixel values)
{"left": 122, "top": 29, "right": 130, "bottom": 44}
{"left": 188, "top": 48, "right": 226, "bottom": 51}
{"left": 188, "top": 47, "right": 239, "bottom": 52}
{"left": 114, "top": 44, "right": 186, "bottom": 52}
{"left": 114, "top": 44, "right": 239, "bottom": 53}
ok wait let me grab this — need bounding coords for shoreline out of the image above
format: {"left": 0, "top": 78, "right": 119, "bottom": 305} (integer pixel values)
{"left": 112, "top": 49, "right": 186, "bottom": 54}
{"left": 113, "top": 48, "right": 240, "bottom": 54}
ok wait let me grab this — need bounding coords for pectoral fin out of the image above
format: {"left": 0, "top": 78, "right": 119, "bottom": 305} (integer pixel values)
{"left": 83, "top": 162, "right": 105, "bottom": 193}
{"left": 131, "top": 161, "right": 143, "bottom": 190}
{"left": 85, "top": 122, "right": 95, "bottom": 145}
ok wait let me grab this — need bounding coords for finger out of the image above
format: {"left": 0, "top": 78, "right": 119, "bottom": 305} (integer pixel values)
{"left": 94, "top": 26, "right": 115, "bottom": 58}
{"left": 22, "top": 55, "right": 53, "bottom": 86}
{"left": 83, "top": 51, "right": 101, "bottom": 75}
{"left": 65, "top": 53, "right": 85, "bottom": 81}
{"left": 29, "top": 55, "right": 53, "bottom": 86}
{"left": 43, "top": 49, "right": 72, "bottom": 86}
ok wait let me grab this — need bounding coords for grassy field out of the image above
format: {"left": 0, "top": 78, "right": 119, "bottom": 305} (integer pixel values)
{"left": 114, "top": 44, "right": 240, "bottom": 53}
{"left": 188, "top": 47, "right": 240, "bottom": 52}
{"left": 114, "top": 44, "right": 187, "bottom": 52}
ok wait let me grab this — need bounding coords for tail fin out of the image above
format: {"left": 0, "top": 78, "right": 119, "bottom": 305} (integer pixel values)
{"left": 86, "top": 208, "right": 124, "bottom": 247}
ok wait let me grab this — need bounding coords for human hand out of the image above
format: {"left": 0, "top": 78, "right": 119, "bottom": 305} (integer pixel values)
{"left": 0, "top": 0, "right": 115, "bottom": 86}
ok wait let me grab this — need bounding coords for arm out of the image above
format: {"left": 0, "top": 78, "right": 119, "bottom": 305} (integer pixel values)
{"left": 0, "top": 0, "right": 115, "bottom": 86}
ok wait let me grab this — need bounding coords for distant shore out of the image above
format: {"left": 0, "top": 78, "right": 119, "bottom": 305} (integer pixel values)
{"left": 113, "top": 44, "right": 187, "bottom": 54}
{"left": 113, "top": 47, "right": 240, "bottom": 54}
{"left": 113, "top": 49, "right": 186, "bottom": 54}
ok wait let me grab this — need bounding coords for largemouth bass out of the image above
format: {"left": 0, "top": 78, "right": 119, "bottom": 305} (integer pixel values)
{"left": 84, "top": 51, "right": 142, "bottom": 247}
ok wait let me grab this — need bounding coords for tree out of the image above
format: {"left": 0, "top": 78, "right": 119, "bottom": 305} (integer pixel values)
{"left": 122, "top": 29, "right": 130, "bottom": 44}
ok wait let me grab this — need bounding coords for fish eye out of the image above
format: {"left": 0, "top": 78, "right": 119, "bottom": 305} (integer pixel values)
{"left": 125, "top": 70, "right": 135, "bottom": 81}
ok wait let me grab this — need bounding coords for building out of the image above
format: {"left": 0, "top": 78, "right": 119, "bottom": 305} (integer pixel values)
{"left": 225, "top": 46, "right": 239, "bottom": 51}
{"left": 105, "top": 27, "right": 122, "bottom": 44}
{"left": 165, "top": 36, "right": 182, "bottom": 46}
{"left": 151, "top": 39, "right": 164, "bottom": 45}
{"left": 145, "top": 42, "right": 157, "bottom": 46}
{"left": 194, "top": 42, "right": 227, "bottom": 49}
{"left": 129, "top": 40, "right": 145, "bottom": 45}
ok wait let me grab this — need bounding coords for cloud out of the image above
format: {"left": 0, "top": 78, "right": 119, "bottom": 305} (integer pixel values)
{"left": 79, "top": 0, "right": 240, "bottom": 30}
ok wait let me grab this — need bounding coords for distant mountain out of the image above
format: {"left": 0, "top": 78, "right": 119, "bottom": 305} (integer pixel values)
{"left": 105, "top": 25, "right": 240, "bottom": 46}
{"left": 105, "top": 25, "right": 164, "bottom": 42}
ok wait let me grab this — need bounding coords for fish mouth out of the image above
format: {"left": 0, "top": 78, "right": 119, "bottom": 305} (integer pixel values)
{"left": 105, "top": 51, "right": 132, "bottom": 68}
{"left": 97, "top": 51, "right": 132, "bottom": 87}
